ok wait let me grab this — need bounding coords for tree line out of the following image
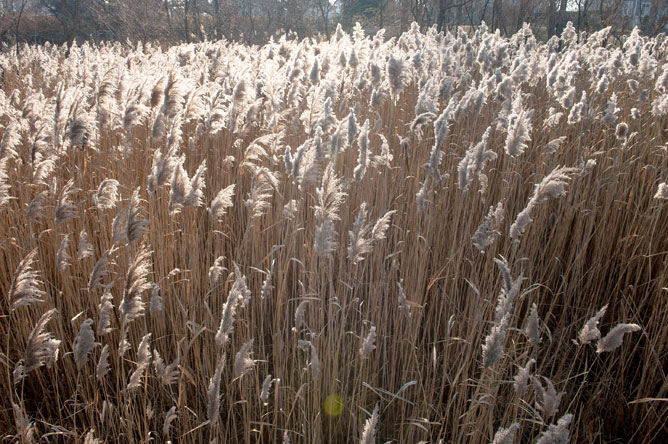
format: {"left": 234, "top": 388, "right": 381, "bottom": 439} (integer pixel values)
{"left": 0, "top": 0, "right": 667, "bottom": 47}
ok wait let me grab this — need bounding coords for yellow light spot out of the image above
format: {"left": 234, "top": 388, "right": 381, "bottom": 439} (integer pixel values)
{"left": 323, "top": 394, "right": 343, "bottom": 416}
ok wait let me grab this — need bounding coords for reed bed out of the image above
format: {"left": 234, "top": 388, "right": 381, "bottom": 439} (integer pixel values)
{"left": 0, "top": 22, "right": 667, "bottom": 443}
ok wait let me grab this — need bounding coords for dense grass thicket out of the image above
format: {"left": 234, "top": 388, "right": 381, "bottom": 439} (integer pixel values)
{"left": 1, "top": 21, "right": 668, "bottom": 443}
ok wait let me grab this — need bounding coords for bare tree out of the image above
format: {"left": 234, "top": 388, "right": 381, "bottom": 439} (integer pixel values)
{"left": 435, "top": 0, "right": 474, "bottom": 31}
{"left": 15, "top": 0, "right": 27, "bottom": 52}
{"left": 39, "top": 0, "right": 83, "bottom": 49}
{"left": 313, "top": 0, "right": 337, "bottom": 38}
{"left": 647, "top": 0, "right": 668, "bottom": 34}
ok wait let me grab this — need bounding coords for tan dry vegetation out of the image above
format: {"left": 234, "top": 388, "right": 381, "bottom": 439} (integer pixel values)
{"left": 0, "top": 22, "right": 667, "bottom": 443}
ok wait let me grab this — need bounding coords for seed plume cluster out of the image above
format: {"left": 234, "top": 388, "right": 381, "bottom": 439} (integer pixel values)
{"left": 1, "top": 22, "right": 667, "bottom": 443}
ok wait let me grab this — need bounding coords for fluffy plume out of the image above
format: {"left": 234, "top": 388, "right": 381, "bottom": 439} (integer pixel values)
{"left": 77, "top": 229, "right": 94, "bottom": 260}
{"left": 210, "top": 184, "right": 236, "bottom": 220}
{"left": 568, "top": 91, "right": 589, "bottom": 124}
{"left": 314, "top": 219, "right": 338, "bottom": 258}
{"left": 509, "top": 167, "right": 577, "bottom": 240}
{"left": 126, "top": 333, "right": 152, "bottom": 391}
{"left": 297, "top": 339, "right": 320, "bottom": 381}
{"left": 94, "top": 179, "right": 119, "bottom": 210}
{"left": 387, "top": 55, "right": 407, "bottom": 98}
{"left": 348, "top": 203, "right": 373, "bottom": 263}
{"left": 544, "top": 136, "right": 567, "bottom": 155}
{"left": 261, "top": 271, "right": 274, "bottom": 300}
{"left": 148, "top": 148, "right": 178, "bottom": 194}
{"left": 232, "top": 262, "right": 252, "bottom": 306}
{"left": 26, "top": 191, "right": 48, "bottom": 223}
{"left": 491, "top": 423, "right": 519, "bottom": 444}
{"left": 496, "top": 255, "right": 513, "bottom": 291}
{"left": 472, "top": 202, "right": 504, "bottom": 252}
{"left": 416, "top": 176, "right": 431, "bottom": 213}
{"left": 411, "top": 112, "right": 436, "bottom": 133}
{"left": 168, "top": 156, "right": 191, "bottom": 212}
{"left": 260, "top": 374, "right": 275, "bottom": 406}
{"left": 525, "top": 303, "right": 541, "bottom": 346}
{"left": 208, "top": 256, "right": 226, "bottom": 288}
{"left": 54, "top": 179, "right": 78, "bottom": 224}
{"left": 56, "top": 235, "right": 70, "bottom": 272}
{"left": 514, "top": 358, "right": 536, "bottom": 398}
{"left": 493, "top": 257, "right": 524, "bottom": 322}
{"left": 118, "top": 331, "right": 130, "bottom": 358}
{"left": 284, "top": 145, "right": 294, "bottom": 174}
{"left": 233, "top": 78, "right": 248, "bottom": 103}
{"left": 0, "top": 159, "right": 10, "bottom": 208}
{"left": 601, "top": 92, "right": 619, "bottom": 126}
{"left": 371, "top": 134, "right": 393, "bottom": 169}
{"left": 360, "top": 326, "right": 377, "bottom": 358}
{"left": 347, "top": 110, "right": 358, "bottom": 148}
{"left": 123, "top": 101, "right": 150, "bottom": 130}
{"left": 354, "top": 119, "right": 370, "bottom": 181}
{"left": 97, "top": 289, "right": 114, "bottom": 335}
{"left": 348, "top": 203, "right": 395, "bottom": 263}
{"left": 294, "top": 300, "right": 309, "bottom": 331}
{"left": 207, "top": 356, "right": 225, "bottom": 427}
{"left": 21, "top": 308, "right": 61, "bottom": 377}
{"left": 597, "top": 323, "right": 642, "bottom": 353}
{"left": 533, "top": 376, "right": 565, "bottom": 420}
{"left": 458, "top": 126, "right": 496, "bottom": 192}
{"left": 579, "top": 304, "right": 607, "bottom": 345}
{"left": 504, "top": 96, "right": 534, "bottom": 157}
{"left": 153, "top": 348, "right": 180, "bottom": 386}
{"left": 88, "top": 254, "right": 111, "bottom": 294}
{"left": 360, "top": 404, "right": 379, "bottom": 444}
{"left": 654, "top": 183, "right": 668, "bottom": 199}
{"left": 397, "top": 280, "right": 411, "bottom": 319}
{"left": 244, "top": 168, "right": 274, "bottom": 222}
{"left": 150, "top": 284, "right": 162, "bottom": 315}
{"left": 615, "top": 122, "right": 629, "bottom": 141}
{"left": 233, "top": 339, "right": 255, "bottom": 379}
{"left": 283, "top": 200, "right": 299, "bottom": 219}
{"left": 8, "top": 249, "right": 45, "bottom": 310}
{"left": 316, "top": 97, "right": 338, "bottom": 134}
{"left": 536, "top": 413, "right": 573, "bottom": 444}
{"left": 160, "top": 72, "right": 184, "bottom": 120}
{"left": 74, "top": 318, "right": 97, "bottom": 368}
{"left": 111, "top": 206, "right": 129, "bottom": 244}
{"left": 70, "top": 111, "right": 94, "bottom": 148}
{"left": 12, "top": 403, "right": 34, "bottom": 444}
{"left": 163, "top": 406, "right": 178, "bottom": 437}
{"left": 215, "top": 264, "right": 250, "bottom": 347}
{"left": 314, "top": 163, "right": 346, "bottom": 223}
{"left": 126, "top": 188, "right": 149, "bottom": 244}
{"left": 96, "top": 344, "right": 110, "bottom": 381}
{"left": 329, "top": 122, "right": 344, "bottom": 156}
{"left": 309, "top": 58, "right": 320, "bottom": 85}
{"left": 371, "top": 210, "right": 396, "bottom": 241}
{"left": 454, "top": 86, "right": 485, "bottom": 121}
{"left": 120, "top": 246, "right": 152, "bottom": 323}
{"left": 33, "top": 156, "right": 56, "bottom": 186}
{"left": 1, "top": 123, "right": 21, "bottom": 160}
{"left": 482, "top": 314, "right": 509, "bottom": 368}
{"left": 184, "top": 159, "right": 207, "bottom": 207}
{"left": 425, "top": 98, "right": 457, "bottom": 184}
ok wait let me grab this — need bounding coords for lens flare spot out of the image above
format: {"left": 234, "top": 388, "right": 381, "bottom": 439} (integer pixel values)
{"left": 323, "top": 394, "right": 343, "bottom": 416}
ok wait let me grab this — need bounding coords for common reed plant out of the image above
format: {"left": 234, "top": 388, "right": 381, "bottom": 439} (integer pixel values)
{"left": 1, "top": 22, "right": 667, "bottom": 443}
